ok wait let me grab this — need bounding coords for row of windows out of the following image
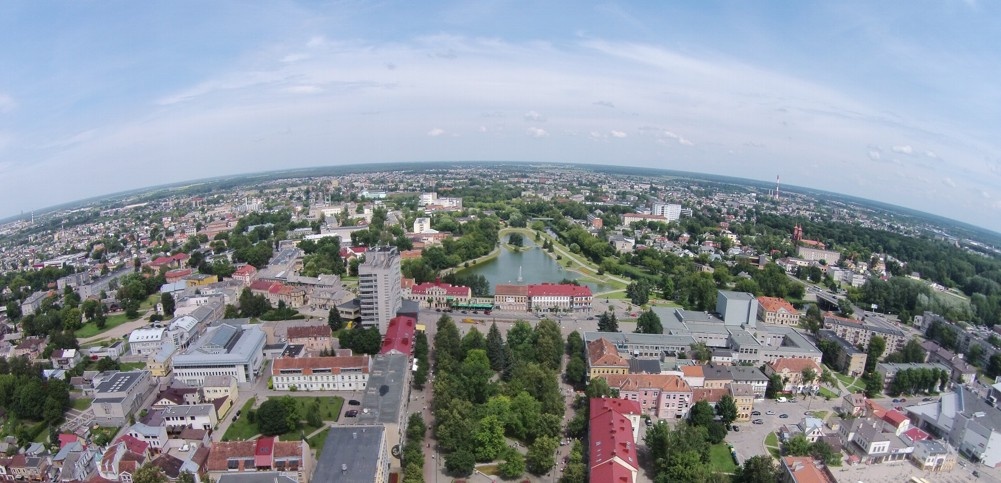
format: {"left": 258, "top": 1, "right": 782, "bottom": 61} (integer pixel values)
{"left": 275, "top": 375, "right": 366, "bottom": 381}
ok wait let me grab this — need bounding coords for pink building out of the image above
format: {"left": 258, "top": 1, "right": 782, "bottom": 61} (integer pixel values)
{"left": 602, "top": 374, "right": 693, "bottom": 419}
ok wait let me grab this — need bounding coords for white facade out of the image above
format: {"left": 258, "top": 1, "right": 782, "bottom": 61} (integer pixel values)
{"left": 129, "top": 328, "right": 166, "bottom": 356}
{"left": 358, "top": 247, "right": 402, "bottom": 332}
{"left": 162, "top": 404, "right": 218, "bottom": 432}
{"left": 651, "top": 203, "right": 681, "bottom": 222}
{"left": 172, "top": 324, "right": 266, "bottom": 385}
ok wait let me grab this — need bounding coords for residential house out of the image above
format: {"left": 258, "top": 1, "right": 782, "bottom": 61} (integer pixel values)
{"left": 50, "top": 348, "right": 82, "bottom": 370}
{"left": 765, "top": 358, "right": 824, "bottom": 394}
{"left": 843, "top": 393, "right": 866, "bottom": 417}
{"left": 285, "top": 325, "right": 333, "bottom": 354}
{"left": 97, "top": 439, "right": 147, "bottom": 482}
{"left": 271, "top": 355, "right": 371, "bottom": 391}
{"left": 680, "top": 365, "right": 705, "bottom": 388}
{"left": 92, "top": 371, "right": 157, "bottom": 426}
{"left": 729, "top": 383, "right": 754, "bottom": 422}
{"left": 206, "top": 437, "right": 313, "bottom": 483}
{"left": 586, "top": 338, "right": 629, "bottom": 380}
{"left": 162, "top": 404, "right": 218, "bottom": 433}
{"left": 757, "top": 296, "right": 800, "bottom": 326}
{"left": 9, "top": 454, "right": 49, "bottom": 482}
{"left": 602, "top": 374, "right": 693, "bottom": 419}
{"left": 909, "top": 439, "right": 957, "bottom": 472}
{"left": 823, "top": 314, "right": 906, "bottom": 355}
{"left": 818, "top": 330, "right": 867, "bottom": 377}
{"left": 590, "top": 398, "right": 643, "bottom": 443}
{"left": 380, "top": 316, "right": 417, "bottom": 356}
{"left": 728, "top": 366, "right": 770, "bottom": 399}
{"left": 779, "top": 456, "right": 836, "bottom": 483}
{"left": 588, "top": 399, "right": 639, "bottom": 483}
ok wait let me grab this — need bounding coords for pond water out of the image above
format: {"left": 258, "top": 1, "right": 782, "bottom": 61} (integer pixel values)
{"left": 460, "top": 234, "right": 613, "bottom": 294}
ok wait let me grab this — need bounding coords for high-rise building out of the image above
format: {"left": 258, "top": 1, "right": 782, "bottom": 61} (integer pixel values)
{"left": 359, "top": 247, "right": 402, "bottom": 332}
{"left": 651, "top": 202, "right": 682, "bottom": 222}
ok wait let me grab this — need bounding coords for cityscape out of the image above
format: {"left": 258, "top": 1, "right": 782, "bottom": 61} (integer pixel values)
{"left": 2, "top": 2, "right": 1001, "bottom": 483}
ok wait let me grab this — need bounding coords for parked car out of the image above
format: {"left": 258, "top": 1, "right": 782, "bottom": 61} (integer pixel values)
{"left": 766, "top": 410, "right": 775, "bottom": 415}
{"left": 900, "top": 398, "right": 907, "bottom": 402}
{"left": 922, "top": 397, "right": 933, "bottom": 402}
{"left": 752, "top": 419, "right": 764, "bottom": 424}
{"left": 751, "top": 411, "right": 761, "bottom": 416}
{"left": 731, "top": 425, "right": 739, "bottom": 432}
{"left": 348, "top": 399, "right": 361, "bottom": 406}
{"left": 892, "top": 398, "right": 900, "bottom": 403}
{"left": 345, "top": 410, "right": 358, "bottom": 417}
{"left": 779, "top": 414, "right": 789, "bottom": 419}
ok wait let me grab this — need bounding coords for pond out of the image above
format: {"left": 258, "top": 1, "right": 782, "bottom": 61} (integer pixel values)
{"left": 460, "top": 234, "right": 613, "bottom": 294}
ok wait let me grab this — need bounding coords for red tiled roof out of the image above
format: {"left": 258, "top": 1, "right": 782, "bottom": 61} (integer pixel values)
{"left": 586, "top": 338, "right": 628, "bottom": 368}
{"left": 249, "top": 280, "right": 276, "bottom": 292}
{"left": 589, "top": 459, "right": 634, "bottom": 483}
{"left": 527, "top": 283, "right": 592, "bottom": 297}
{"left": 114, "top": 434, "right": 149, "bottom": 456}
{"left": 271, "top": 356, "right": 370, "bottom": 376}
{"left": 604, "top": 374, "right": 691, "bottom": 393}
{"left": 589, "top": 398, "right": 642, "bottom": 420}
{"left": 768, "top": 358, "right": 822, "bottom": 374}
{"left": 902, "top": 427, "right": 930, "bottom": 442}
{"left": 882, "top": 409, "right": 908, "bottom": 427}
{"left": 681, "top": 365, "right": 705, "bottom": 378}
{"left": 233, "top": 265, "right": 257, "bottom": 276}
{"left": 692, "top": 388, "right": 728, "bottom": 404}
{"left": 757, "top": 296, "right": 797, "bottom": 314}
{"left": 589, "top": 409, "right": 638, "bottom": 471}
{"left": 255, "top": 436, "right": 275, "bottom": 468}
{"left": 150, "top": 256, "right": 172, "bottom": 266}
{"left": 782, "top": 456, "right": 835, "bottom": 483}
{"left": 381, "top": 316, "right": 417, "bottom": 355}
{"left": 206, "top": 439, "right": 303, "bottom": 472}
{"left": 286, "top": 325, "right": 332, "bottom": 339}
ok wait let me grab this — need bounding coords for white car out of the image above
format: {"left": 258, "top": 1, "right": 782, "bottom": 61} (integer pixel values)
{"left": 766, "top": 410, "right": 775, "bottom": 415}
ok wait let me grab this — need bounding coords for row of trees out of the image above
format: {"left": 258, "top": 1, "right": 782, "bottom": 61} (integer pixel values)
{"left": 401, "top": 414, "right": 427, "bottom": 483}
{"left": 886, "top": 368, "right": 950, "bottom": 397}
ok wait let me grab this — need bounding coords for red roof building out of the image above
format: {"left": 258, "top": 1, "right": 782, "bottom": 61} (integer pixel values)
{"left": 588, "top": 400, "right": 639, "bottom": 483}
{"left": 233, "top": 264, "right": 257, "bottom": 286}
{"left": 527, "top": 283, "right": 592, "bottom": 312}
{"left": 757, "top": 296, "right": 799, "bottom": 326}
{"left": 406, "top": 281, "right": 472, "bottom": 309}
{"left": 165, "top": 268, "right": 194, "bottom": 284}
{"left": 381, "top": 316, "right": 417, "bottom": 355}
{"left": 271, "top": 356, "right": 371, "bottom": 391}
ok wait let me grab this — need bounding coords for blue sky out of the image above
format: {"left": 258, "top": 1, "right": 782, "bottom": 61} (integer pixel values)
{"left": 1, "top": 1, "right": 1000, "bottom": 230}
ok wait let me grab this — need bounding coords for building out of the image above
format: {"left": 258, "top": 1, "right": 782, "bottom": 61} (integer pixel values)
{"left": 172, "top": 323, "right": 266, "bottom": 385}
{"left": 909, "top": 439, "right": 957, "bottom": 472}
{"left": 358, "top": 247, "right": 402, "bottom": 332}
{"left": 588, "top": 399, "right": 639, "bottom": 483}
{"left": 765, "top": 358, "right": 824, "bottom": 394}
{"left": 590, "top": 398, "right": 643, "bottom": 443}
{"left": 380, "top": 316, "right": 417, "bottom": 356}
{"left": 601, "top": 374, "right": 693, "bottom": 419}
{"left": 651, "top": 203, "right": 681, "bottom": 222}
{"left": 797, "top": 246, "right": 841, "bottom": 264}
{"left": 232, "top": 264, "right": 257, "bottom": 286}
{"left": 528, "top": 283, "right": 593, "bottom": 312}
{"left": 312, "top": 426, "right": 389, "bottom": 483}
{"left": 206, "top": 437, "right": 313, "bottom": 483}
{"left": 622, "top": 213, "right": 668, "bottom": 226}
{"left": 20, "top": 291, "right": 50, "bottom": 317}
{"left": 908, "top": 386, "right": 1001, "bottom": 467}
{"left": 285, "top": 325, "right": 333, "bottom": 354}
{"left": 92, "top": 371, "right": 157, "bottom": 426}
{"left": 271, "top": 355, "right": 371, "bottom": 391}
{"left": 757, "top": 296, "right": 799, "bottom": 326}
{"left": 162, "top": 404, "right": 218, "bottom": 433}
{"left": 412, "top": 217, "right": 433, "bottom": 234}
{"left": 823, "top": 314, "right": 906, "bottom": 354}
{"left": 406, "top": 280, "right": 471, "bottom": 309}
{"left": 586, "top": 338, "right": 629, "bottom": 380}
{"left": 818, "top": 330, "right": 867, "bottom": 377}
{"left": 780, "top": 456, "right": 836, "bottom": 483}
{"left": 494, "top": 284, "right": 528, "bottom": 311}
{"left": 729, "top": 383, "right": 755, "bottom": 422}
{"left": 50, "top": 348, "right": 82, "bottom": 370}
{"left": 716, "top": 290, "right": 758, "bottom": 328}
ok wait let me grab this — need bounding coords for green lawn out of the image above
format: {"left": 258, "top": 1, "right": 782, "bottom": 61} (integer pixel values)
{"left": 74, "top": 312, "right": 136, "bottom": 338}
{"left": 709, "top": 444, "right": 737, "bottom": 473}
{"left": 307, "top": 428, "right": 331, "bottom": 455}
{"left": 818, "top": 387, "right": 839, "bottom": 399}
{"left": 120, "top": 362, "right": 147, "bottom": 371}
{"left": 222, "top": 398, "right": 259, "bottom": 441}
{"left": 764, "top": 432, "right": 778, "bottom": 447}
{"left": 811, "top": 410, "right": 829, "bottom": 420}
{"left": 71, "top": 398, "right": 93, "bottom": 411}
{"left": 138, "top": 294, "right": 160, "bottom": 311}
{"left": 222, "top": 396, "right": 342, "bottom": 442}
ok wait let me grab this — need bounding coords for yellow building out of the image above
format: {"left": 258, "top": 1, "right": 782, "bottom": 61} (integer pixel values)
{"left": 185, "top": 274, "right": 219, "bottom": 287}
{"left": 728, "top": 383, "right": 755, "bottom": 422}
{"left": 586, "top": 338, "right": 629, "bottom": 380}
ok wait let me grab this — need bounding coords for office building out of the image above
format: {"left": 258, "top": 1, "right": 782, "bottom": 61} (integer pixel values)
{"left": 358, "top": 247, "right": 402, "bottom": 332}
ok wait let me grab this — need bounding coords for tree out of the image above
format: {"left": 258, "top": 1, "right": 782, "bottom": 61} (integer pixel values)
{"left": 499, "top": 447, "right": 526, "bottom": 479}
{"left": 716, "top": 395, "right": 738, "bottom": 427}
{"left": 689, "top": 400, "right": 714, "bottom": 427}
{"left": 766, "top": 374, "right": 784, "bottom": 399}
{"left": 160, "top": 292, "right": 175, "bottom": 317}
{"left": 257, "top": 397, "right": 299, "bottom": 435}
{"left": 801, "top": 368, "right": 818, "bottom": 390}
{"left": 838, "top": 298, "right": 854, "bottom": 317}
{"left": 460, "top": 327, "right": 487, "bottom": 361}
{"left": 865, "top": 335, "right": 886, "bottom": 373}
{"left": 626, "top": 280, "right": 651, "bottom": 306}
{"left": 526, "top": 435, "right": 558, "bottom": 475}
{"left": 508, "top": 232, "right": 524, "bottom": 247}
{"left": 863, "top": 371, "right": 884, "bottom": 398}
{"left": 132, "top": 465, "right": 168, "bottom": 483}
{"left": 597, "top": 311, "right": 618, "bottom": 332}
{"left": 96, "top": 357, "right": 120, "bottom": 372}
{"left": 486, "top": 322, "right": 506, "bottom": 372}
{"left": 339, "top": 327, "right": 381, "bottom": 355}
{"left": 734, "top": 455, "right": 778, "bottom": 483}
{"left": 327, "top": 307, "right": 343, "bottom": 332}
{"left": 690, "top": 342, "right": 712, "bottom": 363}
{"left": 534, "top": 319, "right": 564, "bottom": 370}
{"left": 566, "top": 331, "right": 584, "bottom": 356}
{"left": 785, "top": 433, "right": 811, "bottom": 456}
{"left": 565, "top": 357, "right": 586, "bottom": 386}
{"left": 472, "top": 415, "right": 506, "bottom": 462}
{"left": 635, "top": 310, "right": 663, "bottom": 334}
{"left": 444, "top": 448, "right": 475, "bottom": 477}
{"left": 707, "top": 421, "right": 728, "bottom": 444}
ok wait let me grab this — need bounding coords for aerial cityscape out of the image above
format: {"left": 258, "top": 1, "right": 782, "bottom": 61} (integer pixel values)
{"left": 2, "top": 2, "right": 1001, "bottom": 483}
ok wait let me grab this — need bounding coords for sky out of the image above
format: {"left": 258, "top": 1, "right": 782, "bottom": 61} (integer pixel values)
{"left": 1, "top": 1, "right": 1000, "bottom": 230}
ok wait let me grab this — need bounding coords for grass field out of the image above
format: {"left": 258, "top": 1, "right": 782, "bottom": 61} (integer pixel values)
{"left": 120, "top": 362, "right": 147, "bottom": 371}
{"left": 307, "top": 428, "right": 330, "bottom": 455}
{"left": 222, "top": 396, "right": 343, "bottom": 442}
{"left": 74, "top": 313, "right": 136, "bottom": 338}
{"left": 72, "top": 398, "right": 93, "bottom": 411}
{"left": 709, "top": 444, "right": 737, "bottom": 473}
{"left": 818, "top": 386, "right": 839, "bottom": 399}
{"left": 764, "top": 432, "right": 778, "bottom": 447}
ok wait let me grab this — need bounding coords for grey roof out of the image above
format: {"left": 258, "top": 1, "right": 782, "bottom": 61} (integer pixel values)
{"left": 728, "top": 366, "right": 769, "bottom": 382}
{"left": 819, "top": 329, "right": 863, "bottom": 354}
{"left": 582, "top": 331, "right": 696, "bottom": 348}
{"left": 219, "top": 472, "right": 297, "bottom": 483}
{"left": 357, "top": 354, "right": 408, "bottom": 425}
{"left": 915, "top": 439, "right": 949, "bottom": 455}
{"left": 162, "top": 404, "right": 215, "bottom": 418}
{"left": 728, "top": 329, "right": 761, "bottom": 348}
{"left": 627, "top": 359, "right": 662, "bottom": 374}
{"left": 95, "top": 371, "right": 147, "bottom": 394}
{"left": 719, "top": 290, "right": 754, "bottom": 301}
{"left": 174, "top": 323, "right": 264, "bottom": 365}
{"left": 313, "top": 426, "right": 385, "bottom": 483}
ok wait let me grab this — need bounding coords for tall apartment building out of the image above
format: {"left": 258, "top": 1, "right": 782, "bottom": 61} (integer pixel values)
{"left": 358, "top": 247, "right": 402, "bottom": 332}
{"left": 651, "top": 202, "right": 681, "bottom": 222}
{"left": 823, "top": 315, "right": 906, "bottom": 354}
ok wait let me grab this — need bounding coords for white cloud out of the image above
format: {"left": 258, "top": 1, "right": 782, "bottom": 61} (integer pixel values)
{"left": 284, "top": 85, "right": 322, "bottom": 94}
{"left": 524, "top": 110, "right": 546, "bottom": 122}
{"left": 943, "top": 177, "right": 957, "bottom": 188}
{"left": 281, "top": 53, "right": 310, "bottom": 63}
{"left": 868, "top": 149, "right": 882, "bottom": 161}
{"left": 593, "top": 100, "right": 615, "bottom": 108}
{"left": 678, "top": 136, "right": 694, "bottom": 146}
{"left": 427, "top": 128, "right": 446, "bottom": 137}
{"left": 527, "top": 127, "right": 549, "bottom": 138}
{"left": 925, "top": 150, "right": 938, "bottom": 158}
{"left": 892, "top": 145, "right": 913, "bottom": 155}
{"left": 610, "top": 130, "right": 627, "bottom": 138}
{"left": 478, "top": 126, "right": 487, "bottom": 133}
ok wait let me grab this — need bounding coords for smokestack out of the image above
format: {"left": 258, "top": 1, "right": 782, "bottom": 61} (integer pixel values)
{"left": 775, "top": 175, "right": 781, "bottom": 200}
